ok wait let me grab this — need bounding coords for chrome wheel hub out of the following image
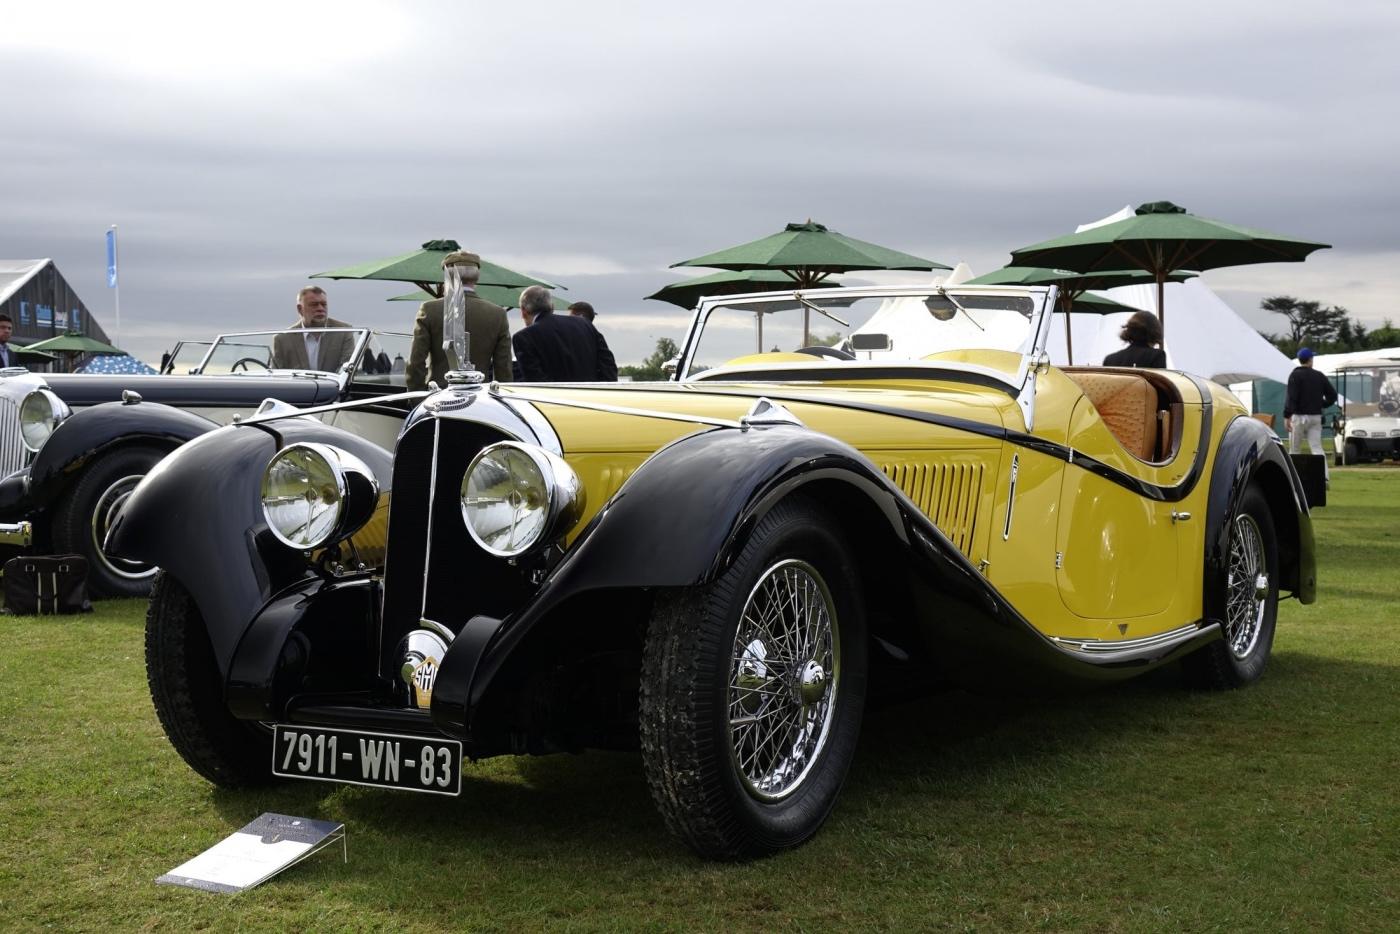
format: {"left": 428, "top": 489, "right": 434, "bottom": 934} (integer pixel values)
{"left": 91, "top": 474, "right": 156, "bottom": 579}
{"left": 727, "top": 559, "right": 839, "bottom": 801}
{"left": 1225, "top": 512, "right": 1269, "bottom": 660}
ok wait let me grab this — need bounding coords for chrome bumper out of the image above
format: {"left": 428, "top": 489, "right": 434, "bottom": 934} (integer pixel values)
{"left": 0, "top": 521, "right": 32, "bottom": 547}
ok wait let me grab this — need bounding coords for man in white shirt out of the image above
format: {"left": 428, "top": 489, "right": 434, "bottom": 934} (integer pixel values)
{"left": 0, "top": 313, "right": 21, "bottom": 369}
{"left": 270, "top": 287, "right": 354, "bottom": 372}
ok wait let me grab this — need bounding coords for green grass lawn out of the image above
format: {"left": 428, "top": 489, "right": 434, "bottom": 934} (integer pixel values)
{"left": 2, "top": 470, "right": 1398, "bottom": 932}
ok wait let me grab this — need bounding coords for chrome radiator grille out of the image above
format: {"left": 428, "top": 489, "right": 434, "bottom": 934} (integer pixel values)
{"left": 880, "top": 459, "right": 984, "bottom": 556}
{"left": 0, "top": 396, "right": 27, "bottom": 476}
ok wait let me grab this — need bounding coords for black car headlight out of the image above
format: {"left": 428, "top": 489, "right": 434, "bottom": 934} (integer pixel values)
{"left": 460, "top": 442, "right": 584, "bottom": 558}
{"left": 19, "top": 389, "right": 71, "bottom": 452}
{"left": 261, "top": 442, "right": 379, "bottom": 550}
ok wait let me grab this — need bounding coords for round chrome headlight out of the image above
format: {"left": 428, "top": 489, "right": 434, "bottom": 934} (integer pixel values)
{"left": 460, "top": 442, "right": 584, "bottom": 558}
{"left": 19, "top": 389, "right": 71, "bottom": 452}
{"left": 261, "top": 442, "right": 379, "bottom": 550}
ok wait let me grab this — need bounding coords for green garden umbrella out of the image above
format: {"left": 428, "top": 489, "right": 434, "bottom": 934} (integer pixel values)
{"left": 966, "top": 265, "right": 1195, "bottom": 363}
{"left": 1009, "top": 201, "right": 1329, "bottom": 339}
{"left": 672, "top": 220, "right": 950, "bottom": 288}
{"left": 313, "top": 239, "right": 562, "bottom": 298}
{"left": 23, "top": 332, "right": 124, "bottom": 355}
{"left": 387, "top": 286, "right": 570, "bottom": 310}
{"left": 645, "top": 269, "right": 842, "bottom": 310}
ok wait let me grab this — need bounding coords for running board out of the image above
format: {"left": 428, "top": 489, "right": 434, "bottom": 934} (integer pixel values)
{"left": 1050, "top": 621, "right": 1220, "bottom": 666}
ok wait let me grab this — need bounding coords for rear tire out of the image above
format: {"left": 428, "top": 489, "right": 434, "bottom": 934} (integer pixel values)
{"left": 640, "top": 496, "right": 867, "bottom": 859}
{"left": 145, "top": 571, "right": 273, "bottom": 787}
{"left": 1185, "top": 486, "right": 1279, "bottom": 689}
{"left": 51, "top": 444, "right": 165, "bottom": 597}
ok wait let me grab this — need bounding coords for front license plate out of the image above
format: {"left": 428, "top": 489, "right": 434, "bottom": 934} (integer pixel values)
{"left": 272, "top": 725, "right": 462, "bottom": 796}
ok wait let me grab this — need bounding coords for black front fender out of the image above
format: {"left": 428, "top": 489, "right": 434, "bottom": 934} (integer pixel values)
{"left": 106, "top": 418, "right": 393, "bottom": 676}
{"left": 22, "top": 401, "right": 219, "bottom": 512}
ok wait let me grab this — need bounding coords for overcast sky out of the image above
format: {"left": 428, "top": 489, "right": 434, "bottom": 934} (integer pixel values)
{"left": 3, "top": 0, "right": 1398, "bottom": 366}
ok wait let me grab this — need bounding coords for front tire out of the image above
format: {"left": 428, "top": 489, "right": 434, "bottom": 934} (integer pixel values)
{"left": 1185, "top": 486, "right": 1279, "bottom": 689}
{"left": 145, "top": 571, "right": 273, "bottom": 787}
{"left": 51, "top": 444, "right": 165, "bottom": 597}
{"left": 640, "top": 496, "right": 867, "bottom": 859}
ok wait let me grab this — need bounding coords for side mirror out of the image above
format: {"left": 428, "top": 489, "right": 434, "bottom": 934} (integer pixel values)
{"left": 662, "top": 356, "right": 680, "bottom": 378}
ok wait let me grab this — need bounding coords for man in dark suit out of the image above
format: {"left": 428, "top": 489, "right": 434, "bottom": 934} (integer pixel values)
{"left": 513, "top": 287, "right": 617, "bottom": 382}
{"left": 271, "top": 286, "right": 356, "bottom": 372}
{"left": 0, "top": 313, "right": 23, "bottom": 370}
{"left": 406, "top": 251, "right": 512, "bottom": 388}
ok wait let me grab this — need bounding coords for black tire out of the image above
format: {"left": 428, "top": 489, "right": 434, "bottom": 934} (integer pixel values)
{"left": 145, "top": 571, "right": 274, "bottom": 787}
{"left": 639, "top": 496, "right": 867, "bottom": 859}
{"left": 1185, "top": 486, "right": 1279, "bottom": 689}
{"left": 51, "top": 444, "right": 166, "bottom": 597}
{"left": 1343, "top": 440, "right": 1360, "bottom": 466}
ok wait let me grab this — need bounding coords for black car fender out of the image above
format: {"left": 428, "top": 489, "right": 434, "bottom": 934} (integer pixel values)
{"left": 1203, "top": 414, "right": 1316, "bottom": 621}
{"left": 22, "top": 401, "right": 220, "bottom": 511}
{"left": 105, "top": 417, "right": 394, "bottom": 677}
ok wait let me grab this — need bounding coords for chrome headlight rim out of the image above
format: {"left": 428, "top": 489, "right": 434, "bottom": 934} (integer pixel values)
{"left": 260, "top": 442, "right": 378, "bottom": 551}
{"left": 460, "top": 441, "right": 584, "bottom": 559}
{"left": 19, "top": 388, "right": 71, "bottom": 453}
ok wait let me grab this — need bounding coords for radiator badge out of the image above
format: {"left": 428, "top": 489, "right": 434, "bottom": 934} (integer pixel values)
{"left": 412, "top": 657, "right": 439, "bottom": 709}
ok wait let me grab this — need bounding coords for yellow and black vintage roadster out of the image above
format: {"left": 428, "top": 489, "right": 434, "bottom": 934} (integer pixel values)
{"left": 110, "top": 284, "right": 1315, "bottom": 859}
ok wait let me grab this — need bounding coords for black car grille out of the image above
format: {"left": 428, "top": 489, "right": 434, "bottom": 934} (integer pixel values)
{"left": 380, "top": 418, "right": 536, "bottom": 674}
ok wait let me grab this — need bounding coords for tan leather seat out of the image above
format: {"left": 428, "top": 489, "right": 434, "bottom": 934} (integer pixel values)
{"left": 1067, "top": 372, "right": 1158, "bottom": 461}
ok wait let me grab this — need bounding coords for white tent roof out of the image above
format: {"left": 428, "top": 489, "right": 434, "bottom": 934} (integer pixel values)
{"left": 1309, "top": 347, "right": 1400, "bottom": 375}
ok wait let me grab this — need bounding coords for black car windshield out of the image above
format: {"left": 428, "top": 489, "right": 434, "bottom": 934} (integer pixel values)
{"left": 682, "top": 288, "right": 1044, "bottom": 379}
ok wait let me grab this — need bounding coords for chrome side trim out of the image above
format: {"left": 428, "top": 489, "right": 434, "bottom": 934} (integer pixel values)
{"left": 1002, "top": 453, "right": 1018, "bottom": 541}
{"left": 1051, "top": 622, "right": 1214, "bottom": 664}
{"left": 494, "top": 388, "right": 743, "bottom": 430}
{"left": 420, "top": 419, "right": 442, "bottom": 621}
{"left": 234, "top": 389, "right": 431, "bottom": 426}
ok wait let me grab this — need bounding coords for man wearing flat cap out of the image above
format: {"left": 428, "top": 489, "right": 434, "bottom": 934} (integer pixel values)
{"left": 406, "top": 251, "right": 512, "bottom": 389}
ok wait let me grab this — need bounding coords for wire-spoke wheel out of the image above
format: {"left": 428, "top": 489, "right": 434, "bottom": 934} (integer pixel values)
{"left": 641, "top": 496, "right": 867, "bottom": 859}
{"left": 1185, "top": 485, "right": 1279, "bottom": 689}
{"left": 728, "top": 559, "right": 839, "bottom": 801}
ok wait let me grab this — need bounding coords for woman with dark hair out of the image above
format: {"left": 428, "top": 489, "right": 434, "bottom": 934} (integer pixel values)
{"left": 1103, "top": 311, "right": 1167, "bottom": 368}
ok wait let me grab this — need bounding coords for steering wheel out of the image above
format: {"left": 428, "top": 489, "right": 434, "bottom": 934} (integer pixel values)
{"left": 797, "top": 346, "right": 856, "bottom": 361}
{"left": 230, "top": 357, "right": 271, "bottom": 373}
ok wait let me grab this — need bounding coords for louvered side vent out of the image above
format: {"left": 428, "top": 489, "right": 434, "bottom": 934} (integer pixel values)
{"left": 881, "top": 460, "right": 984, "bottom": 556}
{"left": 596, "top": 463, "right": 638, "bottom": 503}
{"left": 0, "top": 396, "right": 27, "bottom": 476}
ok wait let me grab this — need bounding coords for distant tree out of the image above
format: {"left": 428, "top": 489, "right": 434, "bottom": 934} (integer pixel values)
{"left": 618, "top": 336, "right": 681, "bottom": 382}
{"left": 809, "top": 331, "right": 842, "bottom": 348}
{"left": 1360, "top": 322, "right": 1394, "bottom": 350}
{"left": 1260, "top": 295, "right": 1359, "bottom": 354}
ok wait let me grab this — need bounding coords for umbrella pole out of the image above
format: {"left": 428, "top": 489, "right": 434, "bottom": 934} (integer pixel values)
{"left": 1156, "top": 271, "right": 1166, "bottom": 342}
{"left": 1064, "top": 306, "right": 1073, "bottom": 366}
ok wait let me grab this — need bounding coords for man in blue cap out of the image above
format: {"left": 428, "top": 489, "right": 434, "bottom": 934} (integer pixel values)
{"left": 1284, "top": 347, "right": 1338, "bottom": 475}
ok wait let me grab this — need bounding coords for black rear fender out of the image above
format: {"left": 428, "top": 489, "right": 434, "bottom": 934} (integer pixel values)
{"left": 1204, "top": 415, "right": 1316, "bottom": 616}
{"left": 106, "top": 419, "right": 393, "bottom": 677}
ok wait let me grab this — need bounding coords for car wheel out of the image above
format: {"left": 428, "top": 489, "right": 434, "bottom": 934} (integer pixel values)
{"left": 1185, "top": 486, "right": 1279, "bottom": 689}
{"left": 145, "top": 571, "right": 274, "bottom": 787}
{"left": 51, "top": 444, "right": 165, "bottom": 597}
{"left": 1343, "top": 440, "right": 1360, "bottom": 466}
{"left": 639, "top": 496, "right": 867, "bottom": 859}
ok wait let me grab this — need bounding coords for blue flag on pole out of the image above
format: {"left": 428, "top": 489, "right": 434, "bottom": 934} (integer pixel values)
{"left": 106, "top": 228, "right": 118, "bottom": 288}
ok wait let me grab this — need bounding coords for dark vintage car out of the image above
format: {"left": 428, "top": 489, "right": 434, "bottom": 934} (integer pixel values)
{"left": 110, "top": 282, "right": 1316, "bottom": 859}
{"left": 0, "top": 328, "right": 415, "bottom": 595}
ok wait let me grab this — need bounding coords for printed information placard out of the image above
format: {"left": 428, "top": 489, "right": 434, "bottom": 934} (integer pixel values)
{"left": 157, "top": 813, "right": 345, "bottom": 893}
